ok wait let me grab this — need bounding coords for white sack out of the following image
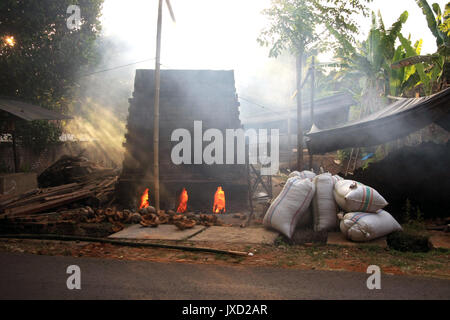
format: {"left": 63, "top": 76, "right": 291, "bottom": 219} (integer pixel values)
{"left": 288, "top": 170, "right": 316, "bottom": 180}
{"left": 334, "top": 180, "right": 388, "bottom": 213}
{"left": 312, "top": 173, "right": 338, "bottom": 231}
{"left": 263, "top": 176, "right": 315, "bottom": 239}
{"left": 339, "top": 210, "right": 402, "bottom": 242}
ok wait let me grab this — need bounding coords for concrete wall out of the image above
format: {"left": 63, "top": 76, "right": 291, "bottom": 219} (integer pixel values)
{"left": 0, "top": 172, "right": 37, "bottom": 196}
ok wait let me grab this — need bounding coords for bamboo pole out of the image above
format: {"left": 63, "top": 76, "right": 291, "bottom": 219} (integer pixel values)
{"left": 287, "top": 108, "right": 292, "bottom": 169}
{"left": 153, "top": 0, "right": 163, "bottom": 212}
{"left": 310, "top": 56, "right": 315, "bottom": 128}
{"left": 296, "top": 52, "right": 304, "bottom": 171}
{"left": 308, "top": 56, "right": 315, "bottom": 170}
{"left": 0, "top": 234, "right": 249, "bottom": 257}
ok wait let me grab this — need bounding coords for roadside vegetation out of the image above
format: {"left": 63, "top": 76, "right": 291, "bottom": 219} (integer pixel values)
{"left": 0, "top": 237, "right": 448, "bottom": 279}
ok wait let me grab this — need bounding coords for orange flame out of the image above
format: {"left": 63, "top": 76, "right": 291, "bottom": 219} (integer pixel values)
{"left": 176, "top": 188, "right": 188, "bottom": 213}
{"left": 213, "top": 186, "right": 226, "bottom": 214}
{"left": 139, "top": 188, "right": 150, "bottom": 209}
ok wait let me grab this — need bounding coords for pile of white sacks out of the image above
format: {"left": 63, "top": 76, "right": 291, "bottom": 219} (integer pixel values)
{"left": 263, "top": 170, "right": 402, "bottom": 241}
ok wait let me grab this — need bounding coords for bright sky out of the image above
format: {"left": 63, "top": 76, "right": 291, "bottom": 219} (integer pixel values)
{"left": 100, "top": 0, "right": 447, "bottom": 111}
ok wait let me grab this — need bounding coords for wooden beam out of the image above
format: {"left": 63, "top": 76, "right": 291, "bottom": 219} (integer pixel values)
{"left": 3, "top": 189, "right": 93, "bottom": 217}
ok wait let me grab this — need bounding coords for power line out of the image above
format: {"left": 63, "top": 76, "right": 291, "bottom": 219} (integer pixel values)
{"left": 79, "top": 63, "right": 288, "bottom": 116}
{"left": 80, "top": 57, "right": 156, "bottom": 77}
{"left": 239, "top": 95, "right": 290, "bottom": 115}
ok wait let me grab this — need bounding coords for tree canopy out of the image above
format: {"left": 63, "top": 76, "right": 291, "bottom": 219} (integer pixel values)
{"left": 0, "top": 0, "right": 103, "bottom": 151}
{"left": 257, "top": 0, "right": 372, "bottom": 58}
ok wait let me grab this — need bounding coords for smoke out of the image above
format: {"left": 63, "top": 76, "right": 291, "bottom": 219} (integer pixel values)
{"left": 99, "top": 0, "right": 298, "bottom": 118}
{"left": 63, "top": 100, "right": 126, "bottom": 166}
{"left": 60, "top": 0, "right": 303, "bottom": 168}
{"left": 63, "top": 37, "right": 135, "bottom": 167}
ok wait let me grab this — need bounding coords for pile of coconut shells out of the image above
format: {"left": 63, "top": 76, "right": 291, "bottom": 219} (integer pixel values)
{"left": 137, "top": 206, "right": 227, "bottom": 230}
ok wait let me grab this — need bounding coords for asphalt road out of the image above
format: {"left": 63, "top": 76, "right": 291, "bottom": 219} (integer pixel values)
{"left": 0, "top": 252, "right": 449, "bottom": 299}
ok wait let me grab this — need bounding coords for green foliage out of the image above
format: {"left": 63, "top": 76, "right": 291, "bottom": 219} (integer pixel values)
{"left": 402, "top": 198, "right": 426, "bottom": 224}
{"left": 257, "top": 0, "right": 371, "bottom": 57}
{"left": 335, "top": 2, "right": 449, "bottom": 100}
{"left": 15, "top": 120, "right": 62, "bottom": 153}
{"left": 274, "top": 235, "right": 291, "bottom": 247}
{"left": 398, "top": 33, "right": 444, "bottom": 95}
{"left": 336, "top": 10, "right": 409, "bottom": 99}
{"left": 336, "top": 149, "right": 351, "bottom": 161}
{"left": 0, "top": 0, "right": 103, "bottom": 151}
{"left": 439, "top": 3, "right": 450, "bottom": 36}
{"left": 415, "top": 0, "right": 449, "bottom": 47}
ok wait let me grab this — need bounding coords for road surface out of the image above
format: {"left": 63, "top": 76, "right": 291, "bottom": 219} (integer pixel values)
{"left": 0, "top": 252, "right": 448, "bottom": 299}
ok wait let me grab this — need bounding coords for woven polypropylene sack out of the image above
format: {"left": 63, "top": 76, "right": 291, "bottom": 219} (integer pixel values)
{"left": 339, "top": 210, "right": 402, "bottom": 241}
{"left": 263, "top": 177, "right": 315, "bottom": 239}
{"left": 288, "top": 170, "right": 316, "bottom": 180}
{"left": 334, "top": 180, "right": 388, "bottom": 213}
{"left": 312, "top": 173, "right": 338, "bottom": 231}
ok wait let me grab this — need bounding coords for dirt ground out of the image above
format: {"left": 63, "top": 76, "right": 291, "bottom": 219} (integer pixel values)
{"left": 0, "top": 237, "right": 448, "bottom": 280}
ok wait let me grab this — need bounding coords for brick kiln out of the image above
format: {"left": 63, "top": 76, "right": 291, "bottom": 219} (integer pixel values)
{"left": 117, "top": 70, "right": 249, "bottom": 212}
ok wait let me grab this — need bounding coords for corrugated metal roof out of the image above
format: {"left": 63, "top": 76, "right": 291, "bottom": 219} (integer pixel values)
{"left": 241, "top": 92, "right": 355, "bottom": 125}
{"left": 306, "top": 88, "right": 450, "bottom": 154}
{"left": 0, "top": 99, "right": 72, "bottom": 121}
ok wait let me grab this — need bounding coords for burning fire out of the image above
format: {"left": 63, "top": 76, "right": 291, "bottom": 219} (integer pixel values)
{"left": 213, "top": 186, "right": 226, "bottom": 214}
{"left": 176, "top": 188, "right": 188, "bottom": 213}
{"left": 139, "top": 188, "right": 150, "bottom": 209}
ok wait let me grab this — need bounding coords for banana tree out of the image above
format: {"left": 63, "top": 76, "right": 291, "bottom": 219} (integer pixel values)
{"left": 333, "top": 11, "right": 409, "bottom": 111}
{"left": 389, "top": 37, "right": 425, "bottom": 96}
{"left": 416, "top": 0, "right": 449, "bottom": 47}
{"left": 391, "top": 1, "right": 449, "bottom": 94}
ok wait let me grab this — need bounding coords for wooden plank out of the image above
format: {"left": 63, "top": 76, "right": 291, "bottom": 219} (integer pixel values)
{"left": 4, "top": 190, "right": 93, "bottom": 217}
{"left": 44, "top": 189, "right": 96, "bottom": 201}
{"left": 2, "top": 185, "right": 82, "bottom": 210}
{"left": 0, "top": 188, "right": 40, "bottom": 208}
{"left": 40, "top": 183, "right": 79, "bottom": 193}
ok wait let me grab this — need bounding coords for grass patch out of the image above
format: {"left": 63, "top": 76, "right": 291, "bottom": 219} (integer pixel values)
{"left": 358, "top": 244, "right": 384, "bottom": 254}
{"left": 389, "top": 258, "right": 410, "bottom": 268}
{"left": 422, "top": 263, "right": 445, "bottom": 271}
{"left": 274, "top": 235, "right": 290, "bottom": 247}
{"left": 233, "top": 256, "right": 245, "bottom": 264}
{"left": 214, "top": 253, "right": 229, "bottom": 261}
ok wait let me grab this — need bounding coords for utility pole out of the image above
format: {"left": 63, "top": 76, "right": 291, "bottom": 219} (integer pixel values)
{"left": 153, "top": 0, "right": 175, "bottom": 212}
{"left": 296, "top": 52, "right": 304, "bottom": 171}
{"left": 153, "top": 0, "right": 163, "bottom": 212}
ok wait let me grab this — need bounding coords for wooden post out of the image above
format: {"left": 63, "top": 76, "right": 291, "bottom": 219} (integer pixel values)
{"left": 153, "top": 0, "right": 163, "bottom": 212}
{"left": 308, "top": 56, "right": 315, "bottom": 171}
{"left": 296, "top": 52, "right": 304, "bottom": 171}
{"left": 11, "top": 121, "right": 19, "bottom": 173}
{"left": 287, "top": 108, "right": 291, "bottom": 169}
